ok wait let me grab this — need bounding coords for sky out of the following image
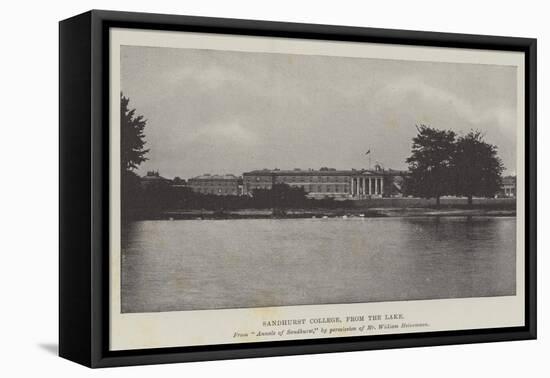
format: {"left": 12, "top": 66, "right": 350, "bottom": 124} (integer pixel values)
{"left": 120, "top": 45, "right": 517, "bottom": 180}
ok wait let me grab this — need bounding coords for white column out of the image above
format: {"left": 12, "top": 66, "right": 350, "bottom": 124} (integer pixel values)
{"left": 351, "top": 178, "right": 355, "bottom": 197}
{"left": 375, "top": 177, "right": 379, "bottom": 195}
{"left": 362, "top": 178, "right": 366, "bottom": 196}
{"left": 367, "top": 177, "right": 370, "bottom": 195}
{"left": 380, "top": 178, "right": 384, "bottom": 196}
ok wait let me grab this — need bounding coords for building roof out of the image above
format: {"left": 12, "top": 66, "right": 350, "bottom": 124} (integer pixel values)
{"left": 189, "top": 174, "right": 239, "bottom": 180}
{"left": 242, "top": 168, "right": 401, "bottom": 176}
{"left": 141, "top": 171, "right": 170, "bottom": 181}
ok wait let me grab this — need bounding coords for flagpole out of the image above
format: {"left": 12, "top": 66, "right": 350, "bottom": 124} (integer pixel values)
{"left": 366, "top": 149, "right": 371, "bottom": 170}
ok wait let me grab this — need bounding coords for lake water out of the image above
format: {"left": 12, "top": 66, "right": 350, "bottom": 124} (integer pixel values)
{"left": 121, "top": 217, "right": 516, "bottom": 313}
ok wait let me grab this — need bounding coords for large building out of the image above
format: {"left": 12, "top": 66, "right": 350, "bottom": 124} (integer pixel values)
{"left": 242, "top": 167, "right": 405, "bottom": 200}
{"left": 187, "top": 174, "right": 241, "bottom": 196}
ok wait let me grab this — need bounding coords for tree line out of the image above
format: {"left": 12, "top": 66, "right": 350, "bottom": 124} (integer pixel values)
{"left": 125, "top": 182, "right": 351, "bottom": 219}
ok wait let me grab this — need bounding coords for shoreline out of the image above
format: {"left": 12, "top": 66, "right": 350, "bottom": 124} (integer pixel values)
{"left": 160, "top": 207, "right": 516, "bottom": 220}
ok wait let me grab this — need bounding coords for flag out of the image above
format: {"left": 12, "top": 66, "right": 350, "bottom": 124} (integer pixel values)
{"left": 365, "top": 150, "right": 371, "bottom": 155}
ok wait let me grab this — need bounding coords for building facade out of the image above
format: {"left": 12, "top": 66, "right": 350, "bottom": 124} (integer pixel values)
{"left": 187, "top": 174, "right": 241, "bottom": 196}
{"left": 500, "top": 176, "right": 516, "bottom": 198}
{"left": 242, "top": 168, "right": 404, "bottom": 200}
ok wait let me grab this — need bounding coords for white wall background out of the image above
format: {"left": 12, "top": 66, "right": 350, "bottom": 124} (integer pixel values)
{"left": 0, "top": 0, "right": 546, "bottom": 376}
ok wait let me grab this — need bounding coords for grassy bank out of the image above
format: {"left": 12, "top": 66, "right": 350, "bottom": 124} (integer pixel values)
{"left": 349, "top": 197, "right": 516, "bottom": 209}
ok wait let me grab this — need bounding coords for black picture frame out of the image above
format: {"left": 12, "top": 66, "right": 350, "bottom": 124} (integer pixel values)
{"left": 59, "top": 9, "right": 537, "bottom": 368}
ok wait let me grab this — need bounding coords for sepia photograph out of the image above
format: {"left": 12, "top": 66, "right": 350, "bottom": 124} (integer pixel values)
{"left": 118, "top": 42, "right": 518, "bottom": 315}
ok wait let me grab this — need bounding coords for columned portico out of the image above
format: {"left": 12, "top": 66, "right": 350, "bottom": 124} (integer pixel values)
{"left": 349, "top": 175, "right": 384, "bottom": 199}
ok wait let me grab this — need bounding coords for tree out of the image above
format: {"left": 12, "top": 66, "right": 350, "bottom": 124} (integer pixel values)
{"left": 121, "top": 93, "right": 149, "bottom": 220}
{"left": 172, "top": 176, "right": 185, "bottom": 186}
{"left": 252, "top": 183, "right": 308, "bottom": 209}
{"left": 406, "top": 125, "right": 456, "bottom": 206}
{"left": 452, "top": 130, "right": 504, "bottom": 205}
{"left": 121, "top": 93, "right": 149, "bottom": 172}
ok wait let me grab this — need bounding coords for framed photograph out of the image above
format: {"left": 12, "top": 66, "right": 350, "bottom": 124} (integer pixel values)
{"left": 59, "top": 10, "right": 536, "bottom": 368}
